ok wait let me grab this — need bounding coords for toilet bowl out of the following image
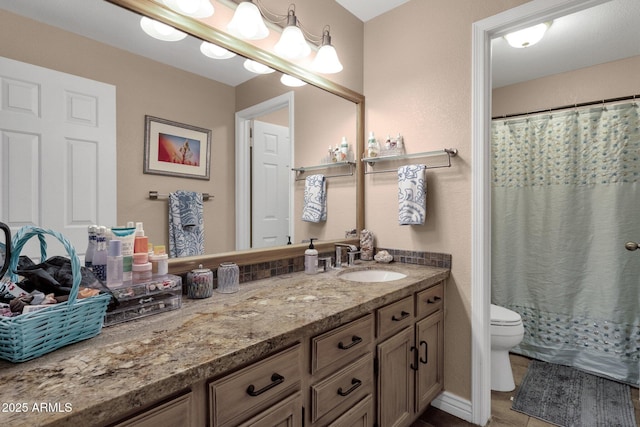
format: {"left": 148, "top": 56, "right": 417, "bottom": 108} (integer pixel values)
{"left": 490, "top": 304, "right": 524, "bottom": 392}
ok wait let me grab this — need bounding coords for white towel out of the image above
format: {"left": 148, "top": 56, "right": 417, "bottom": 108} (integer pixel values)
{"left": 398, "top": 165, "right": 426, "bottom": 225}
{"left": 168, "top": 190, "right": 205, "bottom": 257}
{"left": 302, "top": 174, "right": 327, "bottom": 223}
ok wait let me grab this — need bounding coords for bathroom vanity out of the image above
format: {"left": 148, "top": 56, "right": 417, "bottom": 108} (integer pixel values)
{"left": 0, "top": 262, "right": 448, "bottom": 427}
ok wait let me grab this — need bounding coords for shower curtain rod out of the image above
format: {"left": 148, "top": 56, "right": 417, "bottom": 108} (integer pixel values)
{"left": 492, "top": 93, "right": 639, "bottom": 120}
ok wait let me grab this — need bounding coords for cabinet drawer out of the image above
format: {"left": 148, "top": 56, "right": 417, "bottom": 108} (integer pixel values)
{"left": 209, "top": 344, "right": 302, "bottom": 427}
{"left": 112, "top": 391, "right": 192, "bottom": 427}
{"left": 415, "top": 282, "right": 444, "bottom": 320}
{"left": 311, "top": 353, "right": 374, "bottom": 423}
{"left": 327, "top": 394, "right": 374, "bottom": 427}
{"left": 311, "top": 314, "right": 373, "bottom": 374}
{"left": 376, "top": 296, "right": 414, "bottom": 339}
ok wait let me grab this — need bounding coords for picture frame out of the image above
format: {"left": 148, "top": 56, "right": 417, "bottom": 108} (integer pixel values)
{"left": 144, "top": 115, "right": 211, "bottom": 180}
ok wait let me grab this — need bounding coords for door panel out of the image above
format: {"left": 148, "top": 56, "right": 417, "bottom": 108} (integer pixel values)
{"left": 0, "top": 56, "right": 116, "bottom": 261}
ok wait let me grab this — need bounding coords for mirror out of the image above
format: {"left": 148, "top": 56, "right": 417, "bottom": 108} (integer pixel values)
{"left": 0, "top": 0, "right": 364, "bottom": 264}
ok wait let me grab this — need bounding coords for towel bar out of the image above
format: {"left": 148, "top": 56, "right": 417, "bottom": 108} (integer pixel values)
{"left": 148, "top": 191, "right": 212, "bottom": 201}
{"left": 362, "top": 148, "right": 457, "bottom": 175}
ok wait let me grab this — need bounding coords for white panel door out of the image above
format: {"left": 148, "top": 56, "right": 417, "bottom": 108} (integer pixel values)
{"left": 0, "top": 56, "right": 116, "bottom": 262}
{"left": 251, "top": 120, "right": 291, "bottom": 248}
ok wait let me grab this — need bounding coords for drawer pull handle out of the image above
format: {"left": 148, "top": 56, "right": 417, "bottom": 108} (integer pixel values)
{"left": 420, "top": 340, "right": 428, "bottom": 364}
{"left": 338, "top": 335, "right": 362, "bottom": 350}
{"left": 246, "top": 373, "right": 285, "bottom": 397}
{"left": 337, "top": 378, "right": 362, "bottom": 396}
{"left": 392, "top": 311, "right": 410, "bottom": 321}
{"left": 427, "top": 296, "right": 442, "bottom": 304}
{"left": 410, "top": 346, "right": 419, "bottom": 371}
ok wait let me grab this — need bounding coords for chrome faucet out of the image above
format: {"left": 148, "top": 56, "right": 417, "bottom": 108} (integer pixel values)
{"left": 335, "top": 243, "right": 359, "bottom": 268}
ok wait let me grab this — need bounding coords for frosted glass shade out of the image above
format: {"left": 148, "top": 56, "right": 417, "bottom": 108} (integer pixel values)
{"left": 504, "top": 23, "right": 549, "bottom": 48}
{"left": 312, "top": 44, "right": 343, "bottom": 74}
{"left": 227, "top": 2, "right": 269, "bottom": 40}
{"left": 280, "top": 74, "right": 306, "bottom": 87}
{"left": 200, "top": 42, "right": 236, "bottom": 59}
{"left": 274, "top": 25, "right": 311, "bottom": 59}
{"left": 243, "top": 59, "right": 275, "bottom": 74}
{"left": 140, "top": 17, "right": 187, "bottom": 41}
{"left": 163, "top": 0, "right": 214, "bottom": 18}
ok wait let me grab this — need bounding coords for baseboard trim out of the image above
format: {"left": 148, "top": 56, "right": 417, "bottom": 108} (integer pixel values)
{"left": 431, "top": 391, "right": 473, "bottom": 424}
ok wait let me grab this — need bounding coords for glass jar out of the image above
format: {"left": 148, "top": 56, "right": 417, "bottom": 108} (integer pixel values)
{"left": 186, "top": 264, "right": 213, "bottom": 299}
{"left": 217, "top": 262, "right": 239, "bottom": 293}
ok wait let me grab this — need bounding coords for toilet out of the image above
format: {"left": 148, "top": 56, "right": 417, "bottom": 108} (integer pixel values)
{"left": 490, "top": 304, "right": 524, "bottom": 392}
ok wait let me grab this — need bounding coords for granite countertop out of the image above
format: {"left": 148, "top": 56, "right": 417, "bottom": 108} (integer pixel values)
{"left": 0, "top": 261, "right": 449, "bottom": 427}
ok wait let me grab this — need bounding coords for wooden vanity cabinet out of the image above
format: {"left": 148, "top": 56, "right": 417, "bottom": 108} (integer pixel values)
{"left": 376, "top": 282, "right": 444, "bottom": 427}
{"left": 208, "top": 344, "right": 302, "bottom": 427}
{"left": 309, "top": 314, "right": 375, "bottom": 426}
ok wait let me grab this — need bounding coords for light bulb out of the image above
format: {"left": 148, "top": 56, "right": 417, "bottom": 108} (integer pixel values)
{"left": 140, "top": 17, "right": 187, "bottom": 41}
{"left": 274, "top": 25, "right": 311, "bottom": 60}
{"left": 177, "top": 0, "right": 199, "bottom": 14}
{"left": 280, "top": 74, "right": 306, "bottom": 87}
{"left": 163, "top": 0, "right": 214, "bottom": 18}
{"left": 243, "top": 59, "right": 274, "bottom": 74}
{"left": 504, "top": 23, "right": 550, "bottom": 48}
{"left": 227, "top": 2, "right": 269, "bottom": 40}
{"left": 200, "top": 42, "right": 236, "bottom": 59}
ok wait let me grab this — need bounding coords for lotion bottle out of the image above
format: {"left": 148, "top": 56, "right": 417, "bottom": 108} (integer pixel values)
{"left": 304, "top": 238, "right": 318, "bottom": 275}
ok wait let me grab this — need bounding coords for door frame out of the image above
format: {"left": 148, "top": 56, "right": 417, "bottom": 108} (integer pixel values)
{"left": 470, "top": 0, "right": 609, "bottom": 424}
{"left": 235, "top": 91, "right": 294, "bottom": 250}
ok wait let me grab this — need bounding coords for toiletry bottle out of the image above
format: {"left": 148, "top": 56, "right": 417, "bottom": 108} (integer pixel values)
{"left": 85, "top": 225, "right": 98, "bottom": 269}
{"left": 92, "top": 226, "right": 107, "bottom": 281}
{"left": 304, "top": 238, "right": 318, "bottom": 275}
{"left": 367, "top": 132, "right": 379, "bottom": 157}
{"left": 149, "top": 245, "right": 168, "bottom": 276}
{"left": 107, "top": 239, "right": 123, "bottom": 288}
{"left": 340, "top": 137, "right": 348, "bottom": 161}
{"left": 396, "top": 132, "right": 404, "bottom": 154}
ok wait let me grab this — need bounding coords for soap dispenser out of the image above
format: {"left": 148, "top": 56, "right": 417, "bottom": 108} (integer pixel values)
{"left": 305, "top": 238, "right": 318, "bottom": 275}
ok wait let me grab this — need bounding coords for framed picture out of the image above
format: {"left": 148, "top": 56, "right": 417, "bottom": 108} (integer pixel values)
{"left": 144, "top": 115, "right": 211, "bottom": 180}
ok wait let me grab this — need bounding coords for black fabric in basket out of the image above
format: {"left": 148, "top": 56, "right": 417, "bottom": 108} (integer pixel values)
{"left": 10, "top": 256, "right": 118, "bottom": 310}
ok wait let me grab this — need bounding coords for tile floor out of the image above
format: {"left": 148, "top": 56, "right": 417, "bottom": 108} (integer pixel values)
{"left": 413, "top": 354, "right": 640, "bottom": 427}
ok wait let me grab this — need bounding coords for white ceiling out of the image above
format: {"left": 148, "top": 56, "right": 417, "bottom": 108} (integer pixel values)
{"left": 339, "top": 0, "right": 640, "bottom": 88}
{"left": 0, "top": 0, "right": 638, "bottom": 89}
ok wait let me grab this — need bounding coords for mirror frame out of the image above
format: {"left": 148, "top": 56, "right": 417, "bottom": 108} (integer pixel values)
{"left": 107, "top": 0, "right": 365, "bottom": 274}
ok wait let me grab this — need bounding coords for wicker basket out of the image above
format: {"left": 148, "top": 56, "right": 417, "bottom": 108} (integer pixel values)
{"left": 0, "top": 226, "right": 111, "bottom": 363}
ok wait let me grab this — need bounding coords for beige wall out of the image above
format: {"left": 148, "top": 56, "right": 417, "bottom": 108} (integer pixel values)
{"left": 492, "top": 55, "right": 640, "bottom": 116}
{"left": 362, "top": 0, "right": 529, "bottom": 401}
{"left": 0, "top": 9, "right": 236, "bottom": 254}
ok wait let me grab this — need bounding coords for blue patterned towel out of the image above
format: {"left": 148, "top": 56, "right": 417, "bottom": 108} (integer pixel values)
{"left": 302, "top": 174, "right": 327, "bottom": 223}
{"left": 398, "top": 165, "right": 427, "bottom": 225}
{"left": 168, "top": 190, "right": 205, "bottom": 257}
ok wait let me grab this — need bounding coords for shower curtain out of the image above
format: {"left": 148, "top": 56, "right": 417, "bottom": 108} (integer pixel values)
{"left": 491, "top": 102, "right": 640, "bottom": 385}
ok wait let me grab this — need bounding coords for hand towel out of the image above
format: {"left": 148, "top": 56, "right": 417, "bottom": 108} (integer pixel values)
{"left": 398, "top": 164, "right": 427, "bottom": 225}
{"left": 168, "top": 190, "right": 205, "bottom": 257}
{"left": 302, "top": 174, "right": 327, "bottom": 223}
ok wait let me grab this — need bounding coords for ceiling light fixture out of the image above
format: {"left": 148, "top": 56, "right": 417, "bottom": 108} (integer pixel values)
{"left": 280, "top": 74, "right": 307, "bottom": 87}
{"left": 140, "top": 17, "right": 187, "bottom": 41}
{"left": 311, "top": 26, "right": 343, "bottom": 74}
{"left": 227, "top": 1, "right": 269, "bottom": 40}
{"left": 243, "top": 59, "right": 275, "bottom": 74}
{"left": 163, "top": 0, "right": 214, "bottom": 18}
{"left": 504, "top": 22, "right": 551, "bottom": 48}
{"left": 200, "top": 41, "right": 236, "bottom": 59}
{"left": 274, "top": 6, "right": 311, "bottom": 60}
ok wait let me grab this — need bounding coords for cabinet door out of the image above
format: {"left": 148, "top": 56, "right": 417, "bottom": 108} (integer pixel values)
{"left": 327, "top": 395, "right": 374, "bottom": 427}
{"left": 415, "top": 311, "right": 444, "bottom": 413}
{"left": 237, "top": 393, "right": 302, "bottom": 427}
{"left": 377, "top": 327, "right": 414, "bottom": 427}
{"left": 112, "top": 391, "right": 192, "bottom": 427}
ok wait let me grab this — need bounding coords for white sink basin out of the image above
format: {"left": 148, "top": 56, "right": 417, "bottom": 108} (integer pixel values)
{"left": 338, "top": 269, "right": 407, "bottom": 283}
